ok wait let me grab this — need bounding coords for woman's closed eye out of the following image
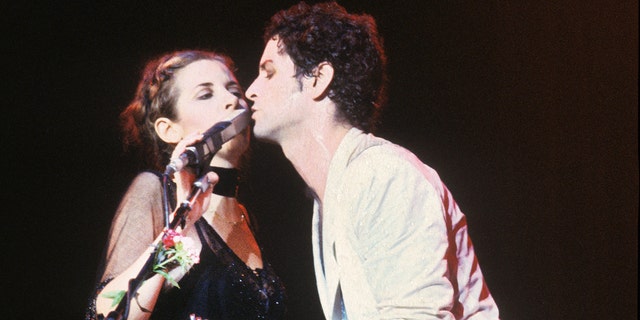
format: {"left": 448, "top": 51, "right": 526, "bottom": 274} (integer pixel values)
{"left": 228, "top": 86, "right": 243, "bottom": 98}
{"left": 197, "top": 89, "right": 213, "bottom": 100}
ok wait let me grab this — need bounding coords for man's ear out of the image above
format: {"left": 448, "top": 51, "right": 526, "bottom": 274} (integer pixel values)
{"left": 310, "top": 62, "right": 334, "bottom": 100}
{"left": 154, "top": 117, "right": 182, "bottom": 144}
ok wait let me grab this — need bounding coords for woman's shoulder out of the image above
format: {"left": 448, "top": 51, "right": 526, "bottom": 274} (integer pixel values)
{"left": 113, "top": 171, "right": 166, "bottom": 232}
{"left": 116, "top": 171, "right": 166, "bottom": 210}
{"left": 128, "top": 171, "right": 163, "bottom": 189}
{"left": 134, "top": 170, "right": 163, "bottom": 181}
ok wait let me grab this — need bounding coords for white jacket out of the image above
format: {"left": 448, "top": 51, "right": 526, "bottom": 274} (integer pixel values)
{"left": 312, "top": 128, "right": 500, "bottom": 319}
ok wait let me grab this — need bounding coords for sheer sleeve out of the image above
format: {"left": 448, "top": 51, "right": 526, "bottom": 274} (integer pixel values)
{"left": 98, "top": 172, "right": 166, "bottom": 282}
{"left": 86, "top": 172, "right": 167, "bottom": 319}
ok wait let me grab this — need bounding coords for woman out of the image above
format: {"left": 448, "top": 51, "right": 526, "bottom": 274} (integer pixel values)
{"left": 86, "top": 50, "right": 286, "bottom": 319}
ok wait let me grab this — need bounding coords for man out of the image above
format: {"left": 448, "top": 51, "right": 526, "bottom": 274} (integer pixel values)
{"left": 246, "top": 2, "right": 500, "bottom": 319}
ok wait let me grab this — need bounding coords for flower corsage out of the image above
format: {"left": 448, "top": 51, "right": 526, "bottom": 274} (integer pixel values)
{"left": 102, "top": 228, "right": 200, "bottom": 307}
{"left": 153, "top": 229, "right": 200, "bottom": 287}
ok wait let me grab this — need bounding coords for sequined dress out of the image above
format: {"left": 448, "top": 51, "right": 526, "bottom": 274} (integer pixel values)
{"left": 151, "top": 218, "right": 287, "bottom": 319}
{"left": 85, "top": 172, "right": 287, "bottom": 320}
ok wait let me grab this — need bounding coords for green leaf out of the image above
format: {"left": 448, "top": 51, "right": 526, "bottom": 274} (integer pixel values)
{"left": 101, "top": 290, "right": 126, "bottom": 307}
{"left": 154, "top": 269, "right": 181, "bottom": 288}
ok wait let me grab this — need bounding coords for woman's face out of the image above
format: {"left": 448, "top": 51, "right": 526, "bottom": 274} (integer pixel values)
{"left": 172, "top": 59, "right": 250, "bottom": 162}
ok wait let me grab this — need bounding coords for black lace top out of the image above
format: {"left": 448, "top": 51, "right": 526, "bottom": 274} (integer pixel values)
{"left": 85, "top": 171, "right": 286, "bottom": 320}
{"left": 150, "top": 218, "right": 287, "bottom": 320}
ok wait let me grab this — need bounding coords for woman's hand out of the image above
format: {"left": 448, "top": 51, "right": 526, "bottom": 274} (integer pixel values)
{"left": 171, "top": 133, "right": 219, "bottom": 228}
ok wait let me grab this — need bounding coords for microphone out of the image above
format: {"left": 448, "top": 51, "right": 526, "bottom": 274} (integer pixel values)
{"left": 165, "top": 108, "right": 251, "bottom": 176}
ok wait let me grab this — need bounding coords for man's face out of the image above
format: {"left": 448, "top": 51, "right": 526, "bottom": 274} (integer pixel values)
{"left": 246, "top": 36, "right": 308, "bottom": 144}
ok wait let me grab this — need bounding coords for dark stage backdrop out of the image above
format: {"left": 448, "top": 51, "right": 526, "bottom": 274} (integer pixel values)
{"left": 5, "top": 1, "right": 637, "bottom": 319}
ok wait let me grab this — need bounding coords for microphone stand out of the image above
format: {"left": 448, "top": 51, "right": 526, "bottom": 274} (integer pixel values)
{"left": 103, "top": 174, "right": 211, "bottom": 320}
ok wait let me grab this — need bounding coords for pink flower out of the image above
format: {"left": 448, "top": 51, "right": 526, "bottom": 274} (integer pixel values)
{"left": 162, "top": 229, "right": 180, "bottom": 248}
{"left": 180, "top": 236, "right": 200, "bottom": 264}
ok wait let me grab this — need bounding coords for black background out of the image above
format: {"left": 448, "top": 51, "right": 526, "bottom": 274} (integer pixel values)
{"left": 4, "top": 1, "right": 637, "bottom": 319}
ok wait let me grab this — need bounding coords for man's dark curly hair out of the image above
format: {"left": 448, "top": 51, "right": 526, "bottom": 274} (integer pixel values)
{"left": 264, "top": 1, "right": 388, "bottom": 133}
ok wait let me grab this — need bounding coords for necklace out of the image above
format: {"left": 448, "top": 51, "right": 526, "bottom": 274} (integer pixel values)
{"left": 214, "top": 205, "right": 247, "bottom": 226}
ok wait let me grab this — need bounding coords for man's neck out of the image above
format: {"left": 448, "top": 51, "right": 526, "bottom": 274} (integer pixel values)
{"left": 280, "top": 123, "right": 350, "bottom": 203}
